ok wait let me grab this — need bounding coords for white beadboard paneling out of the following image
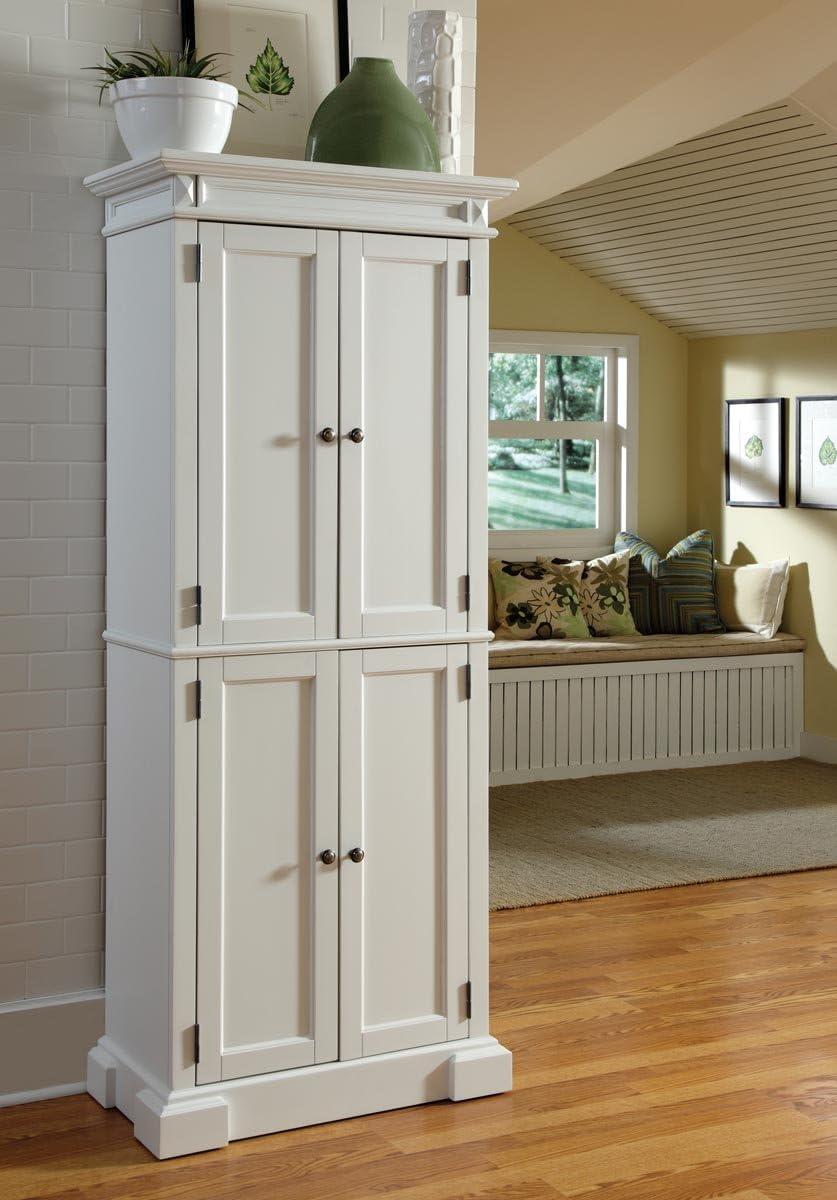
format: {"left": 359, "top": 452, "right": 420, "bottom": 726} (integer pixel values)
{"left": 490, "top": 655, "right": 803, "bottom": 782}
{"left": 509, "top": 100, "right": 837, "bottom": 338}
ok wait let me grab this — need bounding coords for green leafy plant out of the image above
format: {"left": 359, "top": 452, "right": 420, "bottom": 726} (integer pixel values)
{"left": 87, "top": 39, "right": 295, "bottom": 111}
{"left": 86, "top": 43, "right": 231, "bottom": 105}
{"left": 819, "top": 435, "right": 837, "bottom": 467}
{"left": 245, "top": 38, "right": 295, "bottom": 105}
{"left": 744, "top": 433, "right": 764, "bottom": 459}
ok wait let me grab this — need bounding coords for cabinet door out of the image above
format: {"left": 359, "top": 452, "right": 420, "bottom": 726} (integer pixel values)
{"left": 199, "top": 223, "right": 339, "bottom": 646}
{"left": 339, "top": 645, "right": 470, "bottom": 1059}
{"left": 196, "top": 652, "right": 338, "bottom": 1083}
{"left": 339, "top": 232, "right": 469, "bottom": 639}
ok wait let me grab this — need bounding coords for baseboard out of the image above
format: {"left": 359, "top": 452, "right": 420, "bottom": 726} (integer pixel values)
{"left": 0, "top": 990, "right": 104, "bottom": 1104}
{"left": 0, "top": 1081, "right": 86, "bottom": 1109}
{"left": 801, "top": 731, "right": 837, "bottom": 764}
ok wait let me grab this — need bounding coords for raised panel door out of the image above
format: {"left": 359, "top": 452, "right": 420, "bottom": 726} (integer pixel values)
{"left": 339, "top": 232, "right": 469, "bottom": 639}
{"left": 196, "top": 652, "right": 339, "bottom": 1083}
{"left": 198, "top": 223, "right": 339, "bottom": 646}
{"left": 339, "top": 644, "right": 470, "bottom": 1059}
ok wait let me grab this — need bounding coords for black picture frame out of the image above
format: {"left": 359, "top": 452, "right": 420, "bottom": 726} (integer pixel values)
{"left": 796, "top": 395, "right": 837, "bottom": 510}
{"left": 181, "top": 1, "right": 350, "bottom": 79}
{"left": 724, "top": 397, "right": 787, "bottom": 508}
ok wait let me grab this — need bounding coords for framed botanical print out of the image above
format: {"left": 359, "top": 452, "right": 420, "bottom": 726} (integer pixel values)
{"left": 182, "top": 0, "right": 349, "bottom": 159}
{"left": 725, "top": 398, "right": 787, "bottom": 508}
{"left": 797, "top": 395, "right": 837, "bottom": 509}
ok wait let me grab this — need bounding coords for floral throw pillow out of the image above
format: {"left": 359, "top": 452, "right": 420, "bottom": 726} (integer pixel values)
{"left": 580, "top": 551, "right": 638, "bottom": 636}
{"left": 489, "top": 558, "right": 590, "bottom": 640}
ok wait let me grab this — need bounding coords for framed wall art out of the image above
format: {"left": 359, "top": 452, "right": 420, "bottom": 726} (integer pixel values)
{"left": 796, "top": 395, "right": 837, "bottom": 510}
{"left": 725, "top": 397, "right": 787, "bottom": 508}
{"left": 182, "top": 0, "right": 349, "bottom": 159}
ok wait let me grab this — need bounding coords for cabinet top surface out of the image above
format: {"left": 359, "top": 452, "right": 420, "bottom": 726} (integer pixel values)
{"left": 84, "top": 150, "right": 518, "bottom": 202}
{"left": 84, "top": 151, "right": 517, "bottom": 239}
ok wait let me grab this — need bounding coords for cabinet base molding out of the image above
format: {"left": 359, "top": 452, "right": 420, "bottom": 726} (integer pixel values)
{"left": 87, "top": 1034, "right": 513, "bottom": 1159}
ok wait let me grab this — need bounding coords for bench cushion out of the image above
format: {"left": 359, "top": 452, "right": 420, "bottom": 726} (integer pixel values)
{"left": 488, "top": 630, "right": 806, "bottom": 669}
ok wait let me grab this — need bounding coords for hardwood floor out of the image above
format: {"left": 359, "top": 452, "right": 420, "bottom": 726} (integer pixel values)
{"left": 5, "top": 867, "right": 837, "bottom": 1199}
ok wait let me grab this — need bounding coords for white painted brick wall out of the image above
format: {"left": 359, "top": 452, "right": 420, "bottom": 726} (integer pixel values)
{"left": 0, "top": 0, "right": 180, "bottom": 1006}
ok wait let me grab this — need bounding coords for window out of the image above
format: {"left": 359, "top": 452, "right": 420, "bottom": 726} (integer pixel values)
{"left": 488, "top": 331, "right": 637, "bottom": 558}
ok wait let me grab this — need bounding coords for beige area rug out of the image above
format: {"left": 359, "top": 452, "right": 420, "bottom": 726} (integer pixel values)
{"left": 489, "top": 759, "right": 837, "bottom": 910}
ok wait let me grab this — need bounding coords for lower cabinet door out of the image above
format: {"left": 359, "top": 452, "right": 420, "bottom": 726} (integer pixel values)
{"left": 339, "top": 644, "right": 470, "bottom": 1059}
{"left": 196, "top": 652, "right": 339, "bottom": 1084}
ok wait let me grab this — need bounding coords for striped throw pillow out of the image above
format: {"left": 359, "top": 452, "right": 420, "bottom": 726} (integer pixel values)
{"left": 614, "top": 530, "right": 725, "bottom": 635}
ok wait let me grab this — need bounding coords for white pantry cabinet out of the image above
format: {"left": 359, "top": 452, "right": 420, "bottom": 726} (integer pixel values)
{"left": 84, "top": 153, "right": 516, "bottom": 1160}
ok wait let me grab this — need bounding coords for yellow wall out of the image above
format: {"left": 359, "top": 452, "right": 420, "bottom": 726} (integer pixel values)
{"left": 688, "top": 329, "right": 837, "bottom": 739}
{"left": 489, "top": 223, "right": 689, "bottom": 551}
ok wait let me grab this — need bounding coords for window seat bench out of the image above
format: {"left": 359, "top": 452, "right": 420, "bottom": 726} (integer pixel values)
{"left": 488, "top": 632, "right": 805, "bottom": 783}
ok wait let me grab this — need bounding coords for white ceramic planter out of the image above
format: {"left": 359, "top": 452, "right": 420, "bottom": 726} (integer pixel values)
{"left": 110, "top": 77, "right": 238, "bottom": 160}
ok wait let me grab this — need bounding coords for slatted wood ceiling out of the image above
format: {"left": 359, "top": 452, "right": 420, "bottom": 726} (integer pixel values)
{"left": 508, "top": 100, "right": 837, "bottom": 338}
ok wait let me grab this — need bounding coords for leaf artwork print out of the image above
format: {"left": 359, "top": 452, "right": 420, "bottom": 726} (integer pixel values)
{"left": 819, "top": 435, "right": 837, "bottom": 467}
{"left": 246, "top": 38, "right": 294, "bottom": 105}
{"left": 744, "top": 433, "right": 764, "bottom": 459}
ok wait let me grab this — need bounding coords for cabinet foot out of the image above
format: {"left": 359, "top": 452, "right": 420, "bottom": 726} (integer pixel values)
{"left": 133, "top": 1088, "right": 230, "bottom": 1159}
{"left": 448, "top": 1042, "right": 513, "bottom": 1101}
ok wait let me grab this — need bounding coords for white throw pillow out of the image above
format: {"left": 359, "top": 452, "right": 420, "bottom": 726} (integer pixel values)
{"left": 714, "top": 560, "right": 790, "bottom": 639}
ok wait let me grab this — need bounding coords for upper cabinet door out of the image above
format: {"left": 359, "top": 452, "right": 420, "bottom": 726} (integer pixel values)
{"left": 198, "top": 223, "right": 339, "bottom": 646}
{"left": 339, "top": 232, "right": 469, "bottom": 639}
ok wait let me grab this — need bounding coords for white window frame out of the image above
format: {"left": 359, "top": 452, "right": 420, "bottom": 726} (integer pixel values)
{"left": 488, "top": 330, "right": 638, "bottom": 561}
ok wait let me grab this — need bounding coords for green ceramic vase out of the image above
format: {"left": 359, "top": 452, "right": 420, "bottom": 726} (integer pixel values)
{"left": 305, "top": 57, "right": 441, "bottom": 172}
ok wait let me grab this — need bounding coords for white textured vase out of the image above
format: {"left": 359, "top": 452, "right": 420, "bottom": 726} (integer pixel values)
{"left": 407, "top": 10, "right": 462, "bottom": 174}
{"left": 110, "top": 77, "right": 238, "bottom": 161}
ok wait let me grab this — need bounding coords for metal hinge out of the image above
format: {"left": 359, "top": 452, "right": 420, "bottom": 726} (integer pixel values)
{"left": 465, "top": 663, "right": 472, "bottom": 701}
{"left": 464, "top": 259, "right": 472, "bottom": 295}
{"left": 463, "top": 573, "right": 471, "bottom": 612}
{"left": 465, "top": 981, "right": 472, "bottom": 1020}
{"left": 195, "top": 583, "right": 202, "bottom": 626}
{"left": 194, "top": 1023, "right": 201, "bottom": 1064}
{"left": 192, "top": 243, "right": 203, "bottom": 283}
{"left": 195, "top": 679, "right": 202, "bottom": 720}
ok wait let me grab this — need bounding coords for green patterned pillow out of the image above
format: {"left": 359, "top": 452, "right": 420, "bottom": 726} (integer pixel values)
{"left": 580, "top": 550, "right": 638, "bottom": 636}
{"left": 489, "top": 558, "right": 590, "bottom": 640}
{"left": 614, "top": 530, "right": 725, "bottom": 634}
